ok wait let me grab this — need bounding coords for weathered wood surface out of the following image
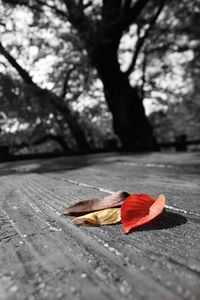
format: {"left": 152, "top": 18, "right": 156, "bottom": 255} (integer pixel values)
{"left": 0, "top": 152, "right": 200, "bottom": 300}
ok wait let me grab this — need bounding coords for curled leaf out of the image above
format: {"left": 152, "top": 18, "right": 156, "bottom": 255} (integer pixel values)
{"left": 121, "top": 194, "right": 166, "bottom": 233}
{"left": 73, "top": 208, "right": 121, "bottom": 226}
{"left": 60, "top": 191, "right": 129, "bottom": 215}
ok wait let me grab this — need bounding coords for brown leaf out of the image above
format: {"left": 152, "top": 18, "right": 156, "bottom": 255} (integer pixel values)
{"left": 73, "top": 208, "right": 121, "bottom": 226}
{"left": 60, "top": 191, "right": 129, "bottom": 215}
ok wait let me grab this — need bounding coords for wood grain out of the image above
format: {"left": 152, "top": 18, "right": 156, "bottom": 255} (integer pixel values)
{"left": 0, "top": 152, "right": 200, "bottom": 300}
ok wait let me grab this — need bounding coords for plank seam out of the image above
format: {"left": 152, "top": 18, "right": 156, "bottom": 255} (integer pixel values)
{"left": 59, "top": 178, "right": 200, "bottom": 217}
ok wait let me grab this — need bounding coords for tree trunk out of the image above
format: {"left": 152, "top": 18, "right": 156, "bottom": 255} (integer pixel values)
{"left": 92, "top": 43, "right": 157, "bottom": 151}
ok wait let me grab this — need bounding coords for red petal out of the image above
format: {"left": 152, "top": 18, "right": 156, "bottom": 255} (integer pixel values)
{"left": 121, "top": 194, "right": 165, "bottom": 233}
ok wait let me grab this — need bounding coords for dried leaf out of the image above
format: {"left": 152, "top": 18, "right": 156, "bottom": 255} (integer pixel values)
{"left": 60, "top": 191, "right": 129, "bottom": 215}
{"left": 121, "top": 194, "right": 166, "bottom": 233}
{"left": 73, "top": 208, "right": 121, "bottom": 226}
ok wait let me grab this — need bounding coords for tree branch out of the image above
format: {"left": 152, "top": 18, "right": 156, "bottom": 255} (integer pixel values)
{"left": 0, "top": 42, "right": 35, "bottom": 84}
{"left": 34, "top": 0, "right": 67, "bottom": 17}
{"left": 83, "top": 1, "right": 92, "bottom": 10}
{"left": 100, "top": 0, "right": 123, "bottom": 42}
{"left": 125, "top": 0, "right": 165, "bottom": 75}
{"left": 62, "top": 0, "right": 91, "bottom": 33}
{"left": 62, "top": 0, "right": 99, "bottom": 53}
{"left": 60, "top": 67, "right": 75, "bottom": 99}
{"left": 99, "top": 0, "right": 150, "bottom": 46}
{"left": 0, "top": 41, "right": 90, "bottom": 149}
{"left": 140, "top": 46, "right": 148, "bottom": 100}
{"left": 148, "top": 43, "right": 200, "bottom": 54}
{"left": 119, "top": 0, "right": 151, "bottom": 31}
{"left": 123, "top": 0, "right": 132, "bottom": 13}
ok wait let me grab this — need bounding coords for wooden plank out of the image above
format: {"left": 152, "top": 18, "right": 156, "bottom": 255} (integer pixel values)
{"left": 0, "top": 176, "right": 121, "bottom": 300}
{"left": 1, "top": 170, "right": 200, "bottom": 300}
{"left": 0, "top": 152, "right": 200, "bottom": 177}
{"left": 49, "top": 166, "right": 200, "bottom": 214}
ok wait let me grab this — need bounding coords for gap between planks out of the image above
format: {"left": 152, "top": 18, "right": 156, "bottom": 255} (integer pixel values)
{"left": 55, "top": 178, "right": 200, "bottom": 217}
{"left": 0, "top": 181, "right": 184, "bottom": 300}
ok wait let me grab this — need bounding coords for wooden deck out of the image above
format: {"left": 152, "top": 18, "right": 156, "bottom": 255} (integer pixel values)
{"left": 0, "top": 152, "right": 200, "bottom": 300}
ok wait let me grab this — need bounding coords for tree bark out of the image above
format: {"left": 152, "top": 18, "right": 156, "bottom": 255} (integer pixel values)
{"left": 63, "top": 0, "right": 158, "bottom": 150}
{"left": 93, "top": 43, "right": 157, "bottom": 150}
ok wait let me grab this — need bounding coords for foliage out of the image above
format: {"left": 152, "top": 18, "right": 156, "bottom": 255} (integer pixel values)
{"left": 118, "top": 0, "right": 200, "bottom": 143}
{"left": 0, "top": 2, "right": 115, "bottom": 152}
{"left": 1, "top": 0, "right": 200, "bottom": 153}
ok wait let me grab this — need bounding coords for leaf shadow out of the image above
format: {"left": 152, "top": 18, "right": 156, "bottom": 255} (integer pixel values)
{"left": 133, "top": 211, "right": 187, "bottom": 232}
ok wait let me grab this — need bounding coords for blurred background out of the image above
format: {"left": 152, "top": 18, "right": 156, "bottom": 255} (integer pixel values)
{"left": 0, "top": 0, "right": 200, "bottom": 161}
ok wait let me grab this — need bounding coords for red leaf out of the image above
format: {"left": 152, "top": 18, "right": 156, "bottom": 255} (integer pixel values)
{"left": 121, "top": 194, "right": 165, "bottom": 233}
